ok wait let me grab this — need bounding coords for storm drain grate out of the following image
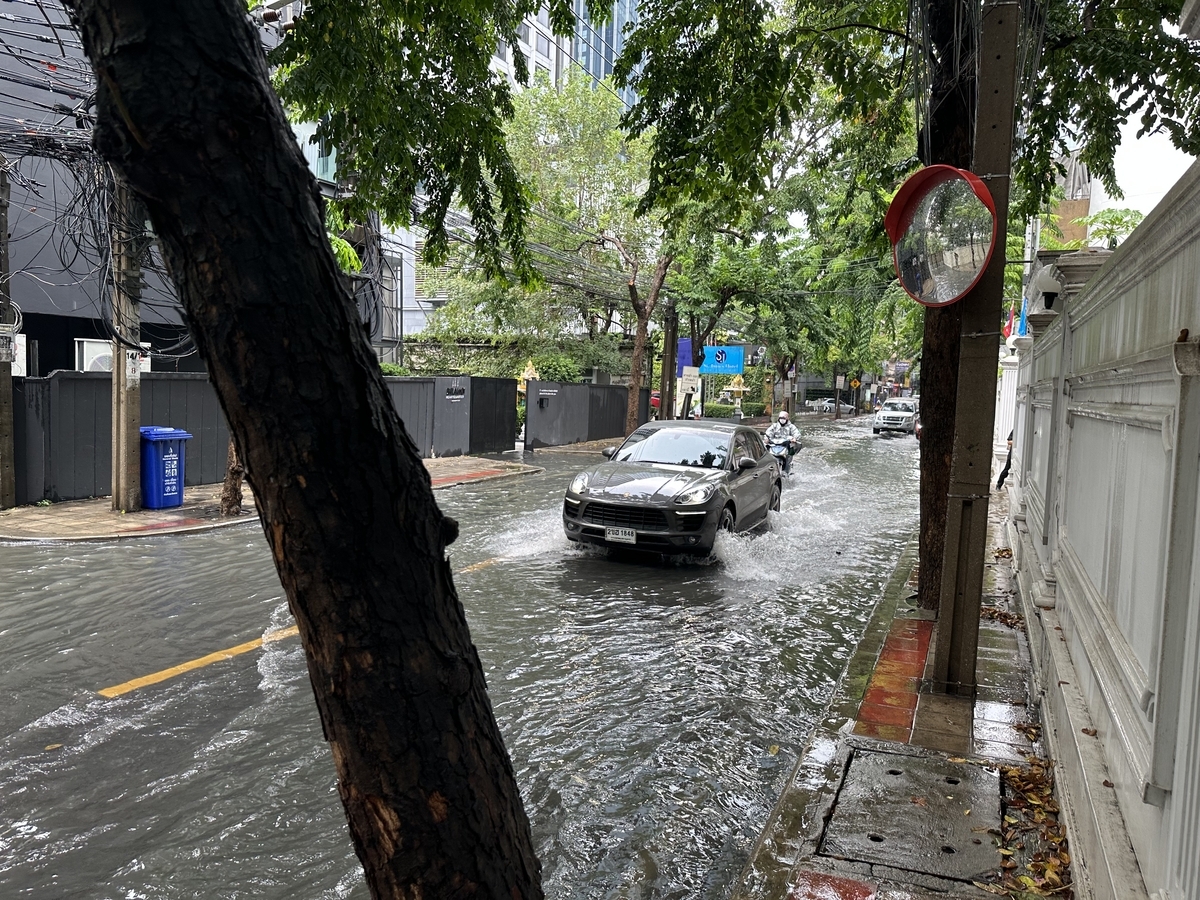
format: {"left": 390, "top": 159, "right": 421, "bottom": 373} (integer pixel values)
{"left": 819, "top": 749, "right": 1002, "bottom": 882}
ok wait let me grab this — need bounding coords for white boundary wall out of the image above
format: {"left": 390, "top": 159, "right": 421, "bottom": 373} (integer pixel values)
{"left": 1008, "top": 160, "right": 1200, "bottom": 900}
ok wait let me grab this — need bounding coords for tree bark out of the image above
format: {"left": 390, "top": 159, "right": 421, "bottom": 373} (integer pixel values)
{"left": 63, "top": 0, "right": 542, "bottom": 896}
{"left": 624, "top": 257, "right": 671, "bottom": 434}
{"left": 915, "top": 0, "right": 976, "bottom": 610}
{"left": 626, "top": 297, "right": 651, "bottom": 434}
{"left": 220, "top": 436, "right": 244, "bottom": 517}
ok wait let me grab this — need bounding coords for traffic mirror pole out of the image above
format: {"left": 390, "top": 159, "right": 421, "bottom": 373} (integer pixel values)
{"left": 928, "top": 0, "right": 1020, "bottom": 695}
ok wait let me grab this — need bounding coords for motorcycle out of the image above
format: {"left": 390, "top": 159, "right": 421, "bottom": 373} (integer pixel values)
{"left": 768, "top": 440, "right": 798, "bottom": 475}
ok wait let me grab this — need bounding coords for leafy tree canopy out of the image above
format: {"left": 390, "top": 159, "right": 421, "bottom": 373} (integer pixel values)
{"left": 616, "top": 0, "right": 1200, "bottom": 221}
{"left": 269, "top": 0, "right": 608, "bottom": 278}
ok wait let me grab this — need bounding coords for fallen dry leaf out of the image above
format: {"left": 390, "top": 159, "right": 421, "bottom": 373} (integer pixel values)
{"left": 1081, "top": 728, "right": 1097, "bottom": 737}
{"left": 981, "top": 605, "right": 1026, "bottom": 631}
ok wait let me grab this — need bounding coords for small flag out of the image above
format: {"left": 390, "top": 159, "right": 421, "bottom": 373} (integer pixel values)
{"left": 1018, "top": 296, "right": 1029, "bottom": 337}
{"left": 1003, "top": 305, "right": 1015, "bottom": 338}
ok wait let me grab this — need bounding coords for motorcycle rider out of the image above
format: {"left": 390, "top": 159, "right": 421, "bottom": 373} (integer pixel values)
{"left": 764, "top": 410, "right": 801, "bottom": 475}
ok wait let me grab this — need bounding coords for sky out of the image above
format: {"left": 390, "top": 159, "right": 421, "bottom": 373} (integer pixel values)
{"left": 1088, "top": 120, "right": 1197, "bottom": 217}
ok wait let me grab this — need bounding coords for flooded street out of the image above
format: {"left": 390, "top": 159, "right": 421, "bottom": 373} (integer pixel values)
{"left": 0, "top": 418, "right": 919, "bottom": 899}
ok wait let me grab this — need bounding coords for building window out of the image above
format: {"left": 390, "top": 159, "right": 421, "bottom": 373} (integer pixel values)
{"left": 494, "top": 40, "right": 507, "bottom": 61}
{"left": 536, "top": 32, "right": 551, "bottom": 57}
{"left": 536, "top": 63, "right": 550, "bottom": 81}
{"left": 537, "top": 6, "right": 550, "bottom": 26}
{"left": 518, "top": 22, "right": 530, "bottom": 44}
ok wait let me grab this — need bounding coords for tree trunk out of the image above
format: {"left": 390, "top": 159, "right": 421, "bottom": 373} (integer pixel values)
{"left": 916, "top": 304, "right": 962, "bottom": 609}
{"left": 220, "top": 436, "right": 244, "bottom": 517}
{"left": 63, "top": 1, "right": 542, "bottom": 896}
{"left": 624, "top": 258, "right": 671, "bottom": 434}
{"left": 626, "top": 306, "right": 650, "bottom": 434}
{"left": 916, "top": 0, "right": 976, "bottom": 610}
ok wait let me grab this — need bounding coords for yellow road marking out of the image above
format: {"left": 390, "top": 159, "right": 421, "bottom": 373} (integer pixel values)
{"left": 456, "top": 556, "right": 506, "bottom": 574}
{"left": 97, "top": 624, "right": 300, "bottom": 699}
{"left": 264, "top": 624, "right": 299, "bottom": 643}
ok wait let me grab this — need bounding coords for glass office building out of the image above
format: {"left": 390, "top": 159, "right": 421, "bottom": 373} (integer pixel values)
{"left": 572, "top": 0, "right": 639, "bottom": 106}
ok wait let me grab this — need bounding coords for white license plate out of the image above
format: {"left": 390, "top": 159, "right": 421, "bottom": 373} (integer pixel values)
{"left": 605, "top": 527, "right": 637, "bottom": 544}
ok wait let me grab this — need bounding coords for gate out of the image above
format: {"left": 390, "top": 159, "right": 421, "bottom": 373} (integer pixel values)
{"left": 469, "top": 378, "right": 518, "bottom": 453}
{"left": 524, "top": 382, "right": 650, "bottom": 450}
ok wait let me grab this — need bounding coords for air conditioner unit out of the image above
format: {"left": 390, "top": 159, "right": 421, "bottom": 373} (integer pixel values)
{"left": 76, "top": 339, "right": 112, "bottom": 372}
{"left": 75, "top": 339, "right": 152, "bottom": 373}
{"left": 12, "top": 333, "right": 26, "bottom": 376}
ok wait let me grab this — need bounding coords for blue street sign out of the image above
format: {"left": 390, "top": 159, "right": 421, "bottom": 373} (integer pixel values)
{"left": 701, "top": 345, "right": 744, "bottom": 374}
{"left": 677, "top": 338, "right": 693, "bottom": 377}
{"left": 677, "top": 340, "right": 745, "bottom": 375}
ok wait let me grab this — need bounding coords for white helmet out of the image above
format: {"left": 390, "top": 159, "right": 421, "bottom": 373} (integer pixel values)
{"left": 778, "top": 411, "right": 789, "bottom": 422}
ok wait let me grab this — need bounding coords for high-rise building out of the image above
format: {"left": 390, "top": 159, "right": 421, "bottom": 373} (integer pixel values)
{"left": 491, "top": 6, "right": 573, "bottom": 88}
{"left": 572, "top": 0, "right": 639, "bottom": 107}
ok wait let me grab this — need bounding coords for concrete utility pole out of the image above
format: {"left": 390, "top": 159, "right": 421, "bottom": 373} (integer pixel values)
{"left": 929, "top": 0, "right": 1020, "bottom": 694}
{"left": 110, "top": 177, "right": 144, "bottom": 512}
{"left": 0, "top": 155, "right": 16, "bottom": 509}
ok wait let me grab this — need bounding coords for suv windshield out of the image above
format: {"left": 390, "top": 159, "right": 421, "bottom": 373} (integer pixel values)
{"left": 882, "top": 401, "right": 915, "bottom": 413}
{"left": 615, "top": 429, "right": 732, "bottom": 469}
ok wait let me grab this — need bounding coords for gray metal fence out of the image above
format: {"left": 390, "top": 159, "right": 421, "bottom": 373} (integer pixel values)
{"left": 383, "top": 377, "right": 435, "bottom": 457}
{"left": 142, "top": 373, "right": 231, "bottom": 486}
{"left": 524, "top": 382, "right": 649, "bottom": 451}
{"left": 12, "top": 372, "right": 512, "bottom": 504}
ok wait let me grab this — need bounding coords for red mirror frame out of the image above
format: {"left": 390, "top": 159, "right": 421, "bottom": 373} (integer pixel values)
{"left": 884, "top": 165, "right": 998, "bottom": 308}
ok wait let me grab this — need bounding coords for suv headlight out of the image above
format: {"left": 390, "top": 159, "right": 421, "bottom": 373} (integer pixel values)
{"left": 675, "top": 483, "right": 716, "bottom": 505}
{"left": 569, "top": 472, "right": 590, "bottom": 494}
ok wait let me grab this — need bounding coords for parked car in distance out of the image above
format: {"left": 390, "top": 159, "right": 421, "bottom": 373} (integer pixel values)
{"left": 818, "top": 398, "right": 855, "bottom": 413}
{"left": 874, "top": 398, "right": 918, "bottom": 435}
{"left": 562, "top": 421, "right": 781, "bottom": 555}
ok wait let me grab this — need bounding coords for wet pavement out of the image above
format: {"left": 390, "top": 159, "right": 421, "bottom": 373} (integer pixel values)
{"left": 735, "top": 489, "right": 1048, "bottom": 900}
{"left": 0, "top": 455, "right": 539, "bottom": 541}
{"left": 0, "top": 419, "right": 921, "bottom": 898}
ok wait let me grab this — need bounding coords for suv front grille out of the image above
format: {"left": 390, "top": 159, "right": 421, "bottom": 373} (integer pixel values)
{"left": 581, "top": 502, "right": 670, "bottom": 532}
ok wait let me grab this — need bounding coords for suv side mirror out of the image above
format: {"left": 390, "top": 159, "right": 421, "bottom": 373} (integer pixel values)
{"left": 738, "top": 456, "right": 757, "bottom": 470}
{"left": 601, "top": 447, "right": 617, "bottom": 459}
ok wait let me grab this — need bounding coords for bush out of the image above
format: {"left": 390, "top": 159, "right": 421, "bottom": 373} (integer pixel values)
{"left": 529, "top": 352, "right": 581, "bottom": 383}
{"left": 741, "top": 401, "right": 766, "bottom": 417}
{"left": 704, "top": 403, "right": 735, "bottom": 418}
{"left": 380, "top": 362, "right": 412, "bottom": 377}
{"left": 516, "top": 403, "right": 526, "bottom": 430}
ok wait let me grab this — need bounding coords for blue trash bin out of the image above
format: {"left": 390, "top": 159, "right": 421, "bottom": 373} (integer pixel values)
{"left": 140, "top": 426, "right": 193, "bottom": 509}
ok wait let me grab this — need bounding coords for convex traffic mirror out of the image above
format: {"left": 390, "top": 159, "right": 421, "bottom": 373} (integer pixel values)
{"left": 884, "top": 165, "right": 997, "bottom": 307}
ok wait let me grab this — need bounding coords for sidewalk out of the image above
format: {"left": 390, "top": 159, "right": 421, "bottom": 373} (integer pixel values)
{"left": 0, "top": 455, "right": 540, "bottom": 542}
{"left": 735, "top": 490, "right": 1071, "bottom": 900}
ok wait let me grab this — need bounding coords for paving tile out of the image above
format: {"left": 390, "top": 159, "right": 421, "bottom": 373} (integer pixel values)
{"left": 874, "top": 658, "right": 926, "bottom": 678}
{"left": 972, "top": 739, "right": 1032, "bottom": 764}
{"left": 858, "top": 703, "right": 916, "bottom": 728}
{"left": 863, "top": 687, "right": 919, "bottom": 710}
{"left": 908, "top": 725, "right": 971, "bottom": 755}
{"left": 974, "top": 700, "right": 1025, "bottom": 724}
{"left": 789, "top": 869, "right": 877, "bottom": 900}
{"left": 914, "top": 696, "right": 972, "bottom": 740}
{"left": 879, "top": 649, "right": 927, "bottom": 667}
{"left": 972, "top": 718, "right": 1030, "bottom": 746}
{"left": 852, "top": 721, "right": 912, "bottom": 742}
{"left": 868, "top": 674, "right": 920, "bottom": 693}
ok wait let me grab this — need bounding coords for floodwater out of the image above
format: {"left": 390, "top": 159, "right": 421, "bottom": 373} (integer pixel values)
{"left": 0, "top": 418, "right": 919, "bottom": 899}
